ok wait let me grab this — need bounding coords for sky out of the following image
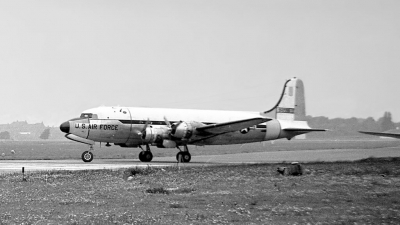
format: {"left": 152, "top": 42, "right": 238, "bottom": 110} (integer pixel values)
{"left": 0, "top": 0, "right": 399, "bottom": 127}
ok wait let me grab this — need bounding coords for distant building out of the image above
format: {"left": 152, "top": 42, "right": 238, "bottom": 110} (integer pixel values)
{"left": 0, "top": 121, "right": 64, "bottom": 140}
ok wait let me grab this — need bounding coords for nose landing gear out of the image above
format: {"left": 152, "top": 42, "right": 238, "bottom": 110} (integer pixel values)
{"left": 81, "top": 145, "right": 94, "bottom": 162}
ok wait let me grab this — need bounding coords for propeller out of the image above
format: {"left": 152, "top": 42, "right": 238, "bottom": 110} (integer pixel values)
{"left": 163, "top": 116, "right": 181, "bottom": 135}
{"left": 163, "top": 116, "right": 172, "bottom": 129}
{"left": 137, "top": 118, "right": 150, "bottom": 140}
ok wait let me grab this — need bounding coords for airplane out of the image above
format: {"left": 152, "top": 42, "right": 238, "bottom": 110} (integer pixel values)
{"left": 60, "top": 77, "right": 326, "bottom": 163}
{"left": 359, "top": 130, "right": 400, "bottom": 139}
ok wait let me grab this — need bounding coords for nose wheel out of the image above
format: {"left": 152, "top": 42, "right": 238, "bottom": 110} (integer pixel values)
{"left": 81, "top": 145, "right": 94, "bottom": 162}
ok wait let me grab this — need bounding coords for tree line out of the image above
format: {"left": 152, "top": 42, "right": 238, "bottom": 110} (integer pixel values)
{"left": 306, "top": 111, "right": 399, "bottom": 139}
{"left": 0, "top": 128, "right": 50, "bottom": 140}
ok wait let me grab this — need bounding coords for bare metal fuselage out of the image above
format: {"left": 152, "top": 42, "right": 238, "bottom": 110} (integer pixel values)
{"left": 68, "top": 107, "right": 283, "bottom": 147}
{"left": 59, "top": 78, "right": 324, "bottom": 162}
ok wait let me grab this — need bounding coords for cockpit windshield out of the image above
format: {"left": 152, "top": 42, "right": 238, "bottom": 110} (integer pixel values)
{"left": 80, "top": 113, "right": 98, "bottom": 119}
{"left": 80, "top": 113, "right": 92, "bottom": 118}
{"left": 80, "top": 112, "right": 98, "bottom": 119}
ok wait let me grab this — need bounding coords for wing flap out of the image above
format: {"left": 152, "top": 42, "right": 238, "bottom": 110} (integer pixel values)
{"left": 196, "top": 117, "right": 272, "bottom": 134}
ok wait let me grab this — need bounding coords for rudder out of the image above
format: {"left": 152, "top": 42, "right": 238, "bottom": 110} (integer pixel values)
{"left": 262, "top": 78, "right": 306, "bottom": 121}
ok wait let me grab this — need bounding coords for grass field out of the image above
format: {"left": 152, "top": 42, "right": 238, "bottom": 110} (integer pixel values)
{"left": 0, "top": 158, "right": 399, "bottom": 224}
{"left": 1, "top": 139, "right": 400, "bottom": 160}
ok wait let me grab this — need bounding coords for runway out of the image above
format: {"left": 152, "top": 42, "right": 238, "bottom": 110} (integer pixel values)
{"left": 1, "top": 147, "right": 400, "bottom": 173}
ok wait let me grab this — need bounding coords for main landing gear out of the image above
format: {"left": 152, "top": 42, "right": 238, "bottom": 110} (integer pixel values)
{"left": 81, "top": 145, "right": 94, "bottom": 162}
{"left": 137, "top": 144, "right": 192, "bottom": 163}
{"left": 176, "top": 145, "right": 191, "bottom": 163}
{"left": 138, "top": 144, "right": 153, "bottom": 162}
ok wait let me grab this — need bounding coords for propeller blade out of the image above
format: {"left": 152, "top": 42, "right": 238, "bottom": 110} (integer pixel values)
{"left": 138, "top": 118, "right": 150, "bottom": 140}
{"left": 142, "top": 118, "right": 150, "bottom": 132}
{"left": 164, "top": 116, "right": 171, "bottom": 128}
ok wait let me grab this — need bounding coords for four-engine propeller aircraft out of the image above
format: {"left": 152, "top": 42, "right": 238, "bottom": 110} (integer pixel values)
{"left": 60, "top": 77, "right": 325, "bottom": 163}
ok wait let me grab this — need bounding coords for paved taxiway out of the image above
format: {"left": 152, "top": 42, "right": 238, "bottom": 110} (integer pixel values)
{"left": 1, "top": 147, "right": 400, "bottom": 173}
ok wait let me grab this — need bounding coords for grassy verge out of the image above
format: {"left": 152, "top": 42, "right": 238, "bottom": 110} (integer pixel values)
{"left": 1, "top": 158, "right": 400, "bottom": 224}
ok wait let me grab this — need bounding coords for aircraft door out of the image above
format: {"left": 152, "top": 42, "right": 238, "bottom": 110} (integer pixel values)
{"left": 87, "top": 116, "right": 102, "bottom": 141}
{"left": 96, "top": 107, "right": 132, "bottom": 143}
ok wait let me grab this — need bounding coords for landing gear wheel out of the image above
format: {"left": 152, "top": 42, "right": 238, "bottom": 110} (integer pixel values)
{"left": 139, "top": 151, "right": 153, "bottom": 162}
{"left": 82, "top": 151, "right": 93, "bottom": 162}
{"left": 182, "top": 152, "right": 191, "bottom": 162}
{"left": 139, "top": 151, "right": 145, "bottom": 161}
{"left": 176, "top": 152, "right": 191, "bottom": 163}
{"left": 176, "top": 152, "right": 183, "bottom": 162}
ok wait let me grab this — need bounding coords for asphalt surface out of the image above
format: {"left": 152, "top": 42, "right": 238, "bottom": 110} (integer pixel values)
{"left": 1, "top": 146, "right": 400, "bottom": 173}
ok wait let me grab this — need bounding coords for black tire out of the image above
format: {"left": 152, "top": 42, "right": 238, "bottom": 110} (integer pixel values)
{"left": 176, "top": 152, "right": 191, "bottom": 163}
{"left": 82, "top": 151, "right": 93, "bottom": 163}
{"left": 143, "top": 151, "right": 153, "bottom": 162}
{"left": 139, "top": 151, "right": 153, "bottom": 162}
{"left": 182, "top": 152, "right": 191, "bottom": 163}
{"left": 138, "top": 151, "right": 145, "bottom": 162}
{"left": 176, "top": 152, "right": 184, "bottom": 162}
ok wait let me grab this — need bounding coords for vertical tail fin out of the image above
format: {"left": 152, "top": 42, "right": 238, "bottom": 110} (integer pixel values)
{"left": 262, "top": 78, "right": 306, "bottom": 121}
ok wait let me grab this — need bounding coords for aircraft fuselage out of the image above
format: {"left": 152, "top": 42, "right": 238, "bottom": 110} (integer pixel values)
{"left": 62, "top": 106, "right": 283, "bottom": 147}
{"left": 59, "top": 78, "right": 324, "bottom": 163}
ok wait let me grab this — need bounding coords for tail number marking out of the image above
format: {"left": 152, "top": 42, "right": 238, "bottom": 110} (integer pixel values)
{"left": 277, "top": 107, "right": 295, "bottom": 114}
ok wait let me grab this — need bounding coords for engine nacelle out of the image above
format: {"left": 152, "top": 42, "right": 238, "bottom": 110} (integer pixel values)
{"left": 140, "top": 121, "right": 205, "bottom": 146}
{"left": 171, "top": 121, "right": 205, "bottom": 140}
{"left": 264, "top": 120, "right": 281, "bottom": 141}
{"left": 115, "top": 143, "right": 139, "bottom": 148}
{"left": 154, "top": 139, "right": 177, "bottom": 148}
{"left": 142, "top": 126, "right": 169, "bottom": 144}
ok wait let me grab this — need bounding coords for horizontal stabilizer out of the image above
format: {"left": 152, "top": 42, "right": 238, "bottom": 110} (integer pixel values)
{"left": 359, "top": 131, "right": 400, "bottom": 139}
{"left": 196, "top": 117, "right": 272, "bottom": 134}
{"left": 284, "top": 128, "right": 327, "bottom": 132}
{"left": 278, "top": 120, "right": 326, "bottom": 137}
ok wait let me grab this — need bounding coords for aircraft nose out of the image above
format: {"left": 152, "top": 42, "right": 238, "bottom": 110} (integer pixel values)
{"left": 60, "top": 121, "right": 70, "bottom": 133}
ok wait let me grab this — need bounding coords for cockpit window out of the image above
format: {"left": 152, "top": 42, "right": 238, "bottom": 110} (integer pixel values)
{"left": 80, "top": 113, "right": 98, "bottom": 119}
{"left": 80, "top": 113, "right": 92, "bottom": 118}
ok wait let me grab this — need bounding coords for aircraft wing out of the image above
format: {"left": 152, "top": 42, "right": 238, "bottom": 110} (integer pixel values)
{"left": 359, "top": 131, "right": 400, "bottom": 139}
{"left": 196, "top": 117, "right": 272, "bottom": 134}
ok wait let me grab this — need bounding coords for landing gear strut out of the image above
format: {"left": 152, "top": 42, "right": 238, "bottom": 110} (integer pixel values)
{"left": 176, "top": 145, "right": 191, "bottom": 163}
{"left": 139, "top": 144, "right": 153, "bottom": 162}
{"left": 82, "top": 145, "right": 94, "bottom": 162}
